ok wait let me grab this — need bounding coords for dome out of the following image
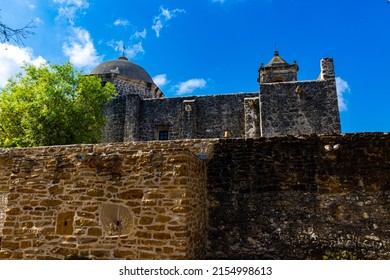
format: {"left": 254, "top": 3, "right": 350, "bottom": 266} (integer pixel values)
{"left": 90, "top": 56, "right": 154, "bottom": 84}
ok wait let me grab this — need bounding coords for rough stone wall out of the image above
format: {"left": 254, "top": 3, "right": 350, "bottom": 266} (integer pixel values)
{"left": 0, "top": 143, "right": 207, "bottom": 260}
{"left": 0, "top": 155, "right": 11, "bottom": 242}
{"left": 244, "top": 97, "right": 261, "bottom": 138}
{"left": 104, "top": 93, "right": 258, "bottom": 143}
{"left": 102, "top": 57, "right": 341, "bottom": 142}
{"left": 206, "top": 133, "right": 390, "bottom": 259}
{"left": 2, "top": 133, "right": 390, "bottom": 260}
{"left": 138, "top": 93, "right": 258, "bottom": 141}
{"left": 258, "top": 65, "right": 298, "bottom": 83}
{"left": 103, "top": 95, "right": 127, "bottom": 143}
{"left": 260, "top": 58, "right": 341, "bottom": 137}
{"left": 260, "top": 80, "right": 340, "bottom": 136}
{"left": 99, "top": 74, "right": 162, "bottom": 99}
{"left": 0, "top": 194, "right": 6, "bottom": 239}
{"left": 110, "top": 77, "right": 161, "bottom": 99}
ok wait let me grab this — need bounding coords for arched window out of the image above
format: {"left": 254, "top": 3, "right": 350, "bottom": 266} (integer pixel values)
{"left": 273, "top": 77, "right": 284, "bottom": 82}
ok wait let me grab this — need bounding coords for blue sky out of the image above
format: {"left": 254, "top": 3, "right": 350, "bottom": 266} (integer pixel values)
{"left": 0, "top": 0, "right": 389, "bottom": 133}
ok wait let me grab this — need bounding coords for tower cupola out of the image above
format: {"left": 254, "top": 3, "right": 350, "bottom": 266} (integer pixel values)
{"left": 258, "top": 51, "right": 299, "bottom": 83}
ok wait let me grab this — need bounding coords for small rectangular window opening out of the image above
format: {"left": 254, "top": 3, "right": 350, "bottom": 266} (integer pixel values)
{"left": 159, "top": 130, "right": 169, "bottom": 140}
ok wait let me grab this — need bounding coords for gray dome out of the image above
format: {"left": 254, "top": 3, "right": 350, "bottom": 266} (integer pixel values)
{"left": 91, "top": 56, "right": 154, "bottom": 84}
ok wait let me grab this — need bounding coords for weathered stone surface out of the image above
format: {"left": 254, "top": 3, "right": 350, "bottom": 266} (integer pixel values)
{"left": 86, "top": 188, "right": 105, "bottom": 197}
{"left": 0, "top": 134, "right": 389, "bottom": 260}
{"left": 117, "top": 190, "right": 144, "bottom": 199}
{"left": 40, "top": 200, "right": 62, "bottom": 207}
{"left": 206, "top": 133, "right": 390, "bottom": 259}
{"left": 260, "top": 59, "right": 340, "bottom": 137}
{"left": 87, "top": 227, "right": 102, "bottom": 236}
{"left": 105, "top": 93, "right": 258, "bottom": 142}
{"left": 100, "top": 54, "right": 339, "bottom": 143}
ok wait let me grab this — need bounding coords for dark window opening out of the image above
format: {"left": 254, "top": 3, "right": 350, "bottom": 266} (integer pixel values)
{"left": 159, "top": 130, "right": 169, "bottom": 140}
{"left": 273, "top": 77, "right": 284, "bottom": 82}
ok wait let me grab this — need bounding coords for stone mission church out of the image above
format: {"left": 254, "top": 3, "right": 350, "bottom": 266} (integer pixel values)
{"left": 90, "top": 51, "right": 341, "bottom": 142}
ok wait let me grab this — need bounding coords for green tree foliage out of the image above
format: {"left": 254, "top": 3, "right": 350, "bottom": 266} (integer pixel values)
{"left": 0, "top": 62, "right": 117, "bottom": 147}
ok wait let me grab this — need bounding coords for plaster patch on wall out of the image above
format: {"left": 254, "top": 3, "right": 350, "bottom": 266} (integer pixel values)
{"left": 0, "top": 194, "right": 7, "bottom": 236}
{"left": 100, "top": 203, "right": 135, "bottom": 237}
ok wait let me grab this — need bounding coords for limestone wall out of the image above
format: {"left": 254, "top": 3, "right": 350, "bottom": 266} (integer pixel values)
{"left": 103, "top": 93, "right": 259, "bottom": 142}
{"left": 1, "top": 134, "right": 390, "bottom": 260}
{"left": 138, "top": 93, "right": 258, "bottom": 141}
{"left": 0, "top": 194, "right": 6, "bottom": 240}
{"left": 206, "top": 133, "right": 390, "bottom": 259}
{"left": 0, "top": 143, "right": 207, "bottom": 260}
{"left": 259, "top": 58, "right": 340, "bottom": 137}
{"left": 98, "top": 74, "right": 162, "bottom": 99}
{"left": 260, "top": 80, "right": 340, "bottom": 137}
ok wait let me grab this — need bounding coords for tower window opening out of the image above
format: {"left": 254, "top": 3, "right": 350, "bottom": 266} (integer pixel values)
{"left": 273, "top": 77, "right": 284, "bottom": 82}
{"left": 158, "top": 130, "right": 169, "bottom": 140}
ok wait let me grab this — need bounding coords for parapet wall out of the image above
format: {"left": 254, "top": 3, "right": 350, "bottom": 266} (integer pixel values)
{"left": 260, "top": 80, "right": 341, "bottom": 137}
{"left": 103, "top": 93, "right": 258, "bottom": 143}
{"left": 1, "top": 133, "right": 390, "bottom": 259}
{"left": 260, "top": 58, "right": 340, "bottom": 137}
{"left": 0, "top": 143, "right": 207, "bottom": 260}
{"left": 206, "top": 133, "right": 390, "bottom": 259}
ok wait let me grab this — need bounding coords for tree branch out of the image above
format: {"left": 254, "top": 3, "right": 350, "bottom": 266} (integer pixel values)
{"left": 0, "top": 17, "right": 35, "bottom": 46}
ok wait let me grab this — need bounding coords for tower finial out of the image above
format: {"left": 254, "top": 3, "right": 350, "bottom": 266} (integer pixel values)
{"left": 274, "top": 43, "right": 279, "bottom": 56}
{"left": 122, "top": 44, "right": 126, "bottom": 57}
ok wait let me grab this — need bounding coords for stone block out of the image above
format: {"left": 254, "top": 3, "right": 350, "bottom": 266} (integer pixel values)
{"left": 1, "top": 241, "right": 20, "bottom": 250}
{"left": 90, "top": 250, "right": 110, "bottom": 258}
{"left": 156, "top": 215, "right": 171, "bottom": 223}
{"left": 40, "top": 199, "right": 62, "bottom": 207}
{"left": 118, "top": 190, "right": 144, "bottom": 199}
{"left": 153, "top": 233, "right": 171, "bottom": 240}
{"left": 87, "top": 227, "right": 102, "bottom": 236}
{"left": 20, "top": 240, "right": 32, "bottom": 249}
{"left": 56, "top": 212, "right": 75, "bottom": 235}
{"left": 146, "top": 225, "right": 166, "bottom": 231}
{"left": 139, "top": 216, "right": 153, "bottom": 225}
{"left": 86, "top": 188, "right": 104, "bottom": 197}
{"left": 78, "top": 237, "right": 98, "bottom": 244}
{"left": 136, "top": 231, "right": 152, "bottom": 239}
{"left": 172, "top": 206, "right": 191, "bottom": 213}
{"left": 6, "top": 207, "right": 22, "bottom": 215}
{"left": 114, "top": 250, "right": 136, "bottom": 259}
{"left": 0, "top": 251, "right": 12, "bottom": 259}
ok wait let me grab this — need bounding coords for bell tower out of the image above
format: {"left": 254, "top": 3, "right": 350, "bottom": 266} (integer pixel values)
{"left": 258, "top": 51, "right": 299, "bottom": 83}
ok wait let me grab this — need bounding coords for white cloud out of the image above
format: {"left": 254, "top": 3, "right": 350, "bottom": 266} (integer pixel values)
{"left": 62, "top": 27, "right": 101, "bottom": 70}
{"left": 33, "top": 17, "right": 44, "bottom": 25}
{"left": 107, "top": 40, "right": 145, "bottom": 59}
{"left": 124, "top": 43, "right": 144, "bottom": 59}
{"left": 107, "top": 40, "right": 124, "bottom": 52}
{"left": 336, "top": 77, "right": 350, "bottom": 112}
{"left": 152, "top": 20, "right": 163, "bottom": 38}
{"left": 53, "top": 0, "right": 89, "bottom": 24}
{"left": 152, "top": 6, "right": 185, "bottom": 37}
{"left": 28, "top": 2, "right": 36, "bottom": 9}
{"left": 174, "top": 78, "right": 206, "bottom": 95}
{"left": 113, "top": 18, "right": 130, "bottom": 27}
{"left": 53, "top": 0, "right": 89, "bottom": 8}
{"left": 153, "top": 74, "right": 169, "bottom": 88}
{"left": 211, "top": 0, "right": 246, "bottom": 4}
{"left": 134, "top": 29, "right": 147, "bottom": 39}
{"left": 0, "top": 43, "right": 46, "bottom": 87}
